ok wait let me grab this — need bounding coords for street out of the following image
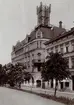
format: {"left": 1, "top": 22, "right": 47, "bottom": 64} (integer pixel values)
{"left": 0, "top": 87, "right": 64, "bottom": 105}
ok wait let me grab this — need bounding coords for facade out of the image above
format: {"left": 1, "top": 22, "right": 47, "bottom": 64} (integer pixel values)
{"left": 11, "top": 2, "right": 66, "bottom": 87}
{"left": 45, "top": 27, "right": 74, "bottom": 91}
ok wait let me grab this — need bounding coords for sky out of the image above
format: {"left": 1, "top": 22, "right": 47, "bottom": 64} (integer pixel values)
{"left": 0, "top": 0, "right": 74, "bottom": 65}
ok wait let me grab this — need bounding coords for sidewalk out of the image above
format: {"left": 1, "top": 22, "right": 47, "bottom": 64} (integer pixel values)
{"left": 21, "top": 85, "right": 74, "bottom": 99}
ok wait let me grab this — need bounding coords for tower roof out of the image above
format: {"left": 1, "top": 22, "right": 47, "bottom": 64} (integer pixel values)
{"left": 37, "top": 2, "right": 51, "bottom": 26}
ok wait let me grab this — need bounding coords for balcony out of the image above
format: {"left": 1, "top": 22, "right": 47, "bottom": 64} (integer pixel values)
{"left": 32, "top": 59, "right": 45, "bottom": 63}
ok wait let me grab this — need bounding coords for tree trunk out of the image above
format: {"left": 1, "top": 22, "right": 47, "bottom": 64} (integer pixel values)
{"left": 19, "top": 83, "right": 21, "bottom": 89}
{"left": 54, "top": 79, "right": 57, "bottom": 97}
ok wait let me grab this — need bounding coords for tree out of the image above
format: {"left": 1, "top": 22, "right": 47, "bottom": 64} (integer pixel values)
{"left": 0, "top": 64, "right": 6, "bottom": 85}
{"left": 12, "top": 62, "right": 26, "bottom": 88}
{"left": 6, "top": 63, "right": 16, "bottom": 87}
{"left": 24, "top": 71, "right": 34, "bottom": 85}
{"left": 2, "top": 64, "right": 8, "bottom": 85}
{"left": 41, "top": 52, "right": 71, "bottom": 97}
{"left": 14, "top": 62, "right": 33, "bottom": 88}
{"left": 2, "top": 62, "right": 33, "bottom": 88}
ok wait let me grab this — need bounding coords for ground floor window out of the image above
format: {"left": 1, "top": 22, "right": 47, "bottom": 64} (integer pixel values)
{"left": 65, "top": 82, "right": 69, "bottom": 87}
{"left": 36, "top": 80, "right": 41, "bottom": 87}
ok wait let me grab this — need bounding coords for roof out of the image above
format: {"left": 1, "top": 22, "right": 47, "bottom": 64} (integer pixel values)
{"left": 28, "top": 24, "right": 66, "bottom": 42}
{"left": 45, "top": 27, "right": 74, "bottom": 45}
{"left": 13, "top": 24, "right": 66, "bottom": 51}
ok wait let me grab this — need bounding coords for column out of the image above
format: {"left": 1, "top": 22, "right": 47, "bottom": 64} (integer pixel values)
{"left": 69, "top": 41, "right": 72, "bottom": 52}
{"left": 69, "top": 56, "right": 72, "bottom": 68}
{"left": 58, "top": 45, "right": 61, "bottom": 52}
{"left": 53, "top": 79, "right": 55, "bottom": 88}
{"left": 63, "top": 43, "right": 66, "bottom": 53}
{"left": 69, "top": 79, "right": 73, "bottom": 91}
{"left": 63, "top": 81, "right": 65, "bottom": 89}
{"left": 58, "top": 81, "right": 61, "bottom": 90}
{"left": 53, "top": 47, "right": 56, "bottom": 53}
{"left": 49, "top": 80, "right": 51, "bottom": 88}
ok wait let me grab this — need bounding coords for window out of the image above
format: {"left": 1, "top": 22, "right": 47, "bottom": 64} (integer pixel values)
{"left": 60, "top": 47, "right": 63, "bottom": 53}
{"left": 55, "top": 46, "right": 58, "bottom": 52}
{"left": 60, "top": 44, "right": 63, "bottom": 53}
{"left": 66, "top": 57, "right": 69, "bottom": 68}
{"left": 32, "top": 54, "right": 34, "bottom": 60}
{"left": 72, "top": 57, "right": 74, "bottom": 68}
{"left": 36, "top": 29, "right": 43, "bottom": 38}
{"left": 72, "top": 45, "right": 74, "bottom": 51}
{"left": 37, "top": 41, "right": 38, "bottom": 48}
{"left": 65, "top": 42, "right": 69, "bottom": 53}
{"left": 65, "top": 82, "right": 69, "bottom": 87}
{"left": 32, "top": 54, "right": 34, "bottom": 57}
{"left": 72, "top": 40, "right": 74, "bottom": 51}
{"left": 51, "top": 47, "right": 53, "bottom": 53}
{"left": 47, "top": 49, "right": 49, "bottom": 54}
{"left": 66, "top": 46, "right": 69, "bottom": 53}
{"left": 40, "top": 41, "right": 41, "bottom": 48}
{"left": 28, "top": 61, "right": 30, "bottom": 68}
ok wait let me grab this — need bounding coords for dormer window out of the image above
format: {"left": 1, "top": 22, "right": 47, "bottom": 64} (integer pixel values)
{"left": 36, "top": 29, "right": 43, "bottom": 38}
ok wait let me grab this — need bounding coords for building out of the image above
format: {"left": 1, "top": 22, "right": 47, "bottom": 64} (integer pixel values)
{"left": 11, "top": 2, "right": 66, "bottom": 87}
{"left": 45, "top": 27, "right": 74, "bottom": 91}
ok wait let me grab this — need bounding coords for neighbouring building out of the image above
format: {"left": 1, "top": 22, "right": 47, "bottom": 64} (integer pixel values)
{"left": 45, "top": 27, "right": 74, "bottom": 91}
{"left": 11, "top": 2, "right": 66, "bottom": 87}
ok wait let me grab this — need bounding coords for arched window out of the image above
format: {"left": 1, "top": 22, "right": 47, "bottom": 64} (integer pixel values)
{"left": 36, "top": 29, "right": 43, "bottom": 38}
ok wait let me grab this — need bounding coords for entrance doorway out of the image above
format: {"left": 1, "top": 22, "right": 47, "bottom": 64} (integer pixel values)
{"left": 36, "top": 80, "right": 41, "bottom": 87}
{"left": 72, "top": 76, "right": 74, "bottom": 90}
{"left": 60, "top": 82, "right": 63, "bottom": 89}
{"left": 51, "top": 79, "right": 53, "bottom": 88}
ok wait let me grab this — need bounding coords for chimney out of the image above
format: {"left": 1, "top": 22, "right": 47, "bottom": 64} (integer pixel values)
{"left": 59, "top": 21, "right": 62, "bottom": 28}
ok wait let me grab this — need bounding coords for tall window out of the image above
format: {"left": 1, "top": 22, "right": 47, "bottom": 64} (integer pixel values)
{"left": 28, "top": 61, "right": 30, "bottom": 68}
{"left": 51, "top": 47, "right": 53, "bottom": 53}
{"left": 66, "top": 57, "right": 69, "bottom": 68}
{"left": 55, "top": 46, "right": 58, "bottom": 53}
{"left": 73, "top": 45, "right": 74, "bottom": 51}
{"left": 72, "top": 57, "right": 74, "bottom": 68}
{"left": 66, "top": 46, "right": 69, "bottom": 53}
{"left": 37, "top": 41, "right": 38, "bottom": 48}
{"left": 72, "top": 41, "right": 74, "bottom": 51}
{"left": 71, "top": 40, "right": 74, "bottom": 51}
{"left": 32, "top": 53, "right": 34, "bottom": 60}
{"left": 65, "top": 42, "right": 69, "bottom": 53}
{"left": 60, "top": 44, "right": 63, "bottom": 53}
{"left": 36, "top": 29, "right": 43, "bottom": 38}
{"left": 40, "top": 41, "right": 41, "bottom": 48}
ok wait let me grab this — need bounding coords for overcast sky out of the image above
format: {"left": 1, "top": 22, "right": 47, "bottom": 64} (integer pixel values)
{"left": 0, "top": 0, "right": 74, "bottom": 65}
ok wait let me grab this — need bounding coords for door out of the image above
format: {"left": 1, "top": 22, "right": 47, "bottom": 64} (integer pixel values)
{"left": 72, "top": 76, "right": 74, "bottom": 90}
{"left": 60, "top": 82, "right": 63, "bottom": 89}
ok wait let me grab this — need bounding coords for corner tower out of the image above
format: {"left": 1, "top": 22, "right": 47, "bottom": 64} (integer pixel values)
{"left": 37, "top": 2, "right": 51, "bottom": 26}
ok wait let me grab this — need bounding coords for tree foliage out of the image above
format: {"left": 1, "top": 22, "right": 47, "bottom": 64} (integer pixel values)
{"left": 41, "top": 52, "right": 71, "bottom": 96}
{"left": 0, "top": 62, "right": 33, "bottom": 88}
